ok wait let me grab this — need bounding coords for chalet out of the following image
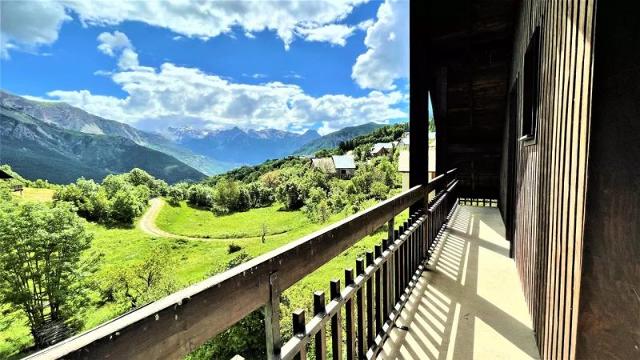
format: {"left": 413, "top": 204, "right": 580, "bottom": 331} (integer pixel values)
{"left": 311, "top": 154, "right": 356, "bottom": 179}
{"left": 0, "top": 169, "right": 12, "bottom": 180}
{"left": 0, "top": 168, "right": 23, "bottom": 194}
{"left": 370, "top": 142, "right": 394, "bottom": 157}
{"left": 332, "top": 155, "right": 356, "bottom": 179}
{"left": 27, "top": 1, "right": 639, "bottom": 360}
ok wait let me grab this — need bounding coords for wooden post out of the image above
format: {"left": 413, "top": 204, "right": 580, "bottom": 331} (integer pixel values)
{"left": 374, "top": 245, "right": 383, "bottom": 336}
{"left": 265, "top": 272, "right": 281, "bottom": 359}
{"left": 365, "top": 251, "right": 374, "bottom": 349}
{"left": 355, "top": 259, "right": 365, "bottom": 358}
{"left": 344, "top": 269, "right": 356, "bottom": 360}
{"left": 381, "top": 239, "right": 390, "bottom": 326}
{"left": 330, "top": 280, "right": 343, "bottom": 360}
{"left": 293, "top": 309, "right": 306, "bottom": 360}
{"left": 314, "top": 291, "right": 327, "bottom": 360}
{"left": 409, "top": 0, "right": 430, "bottom": 215}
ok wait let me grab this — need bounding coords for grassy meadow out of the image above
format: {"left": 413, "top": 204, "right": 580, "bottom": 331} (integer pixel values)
{"left": 1, "top": 189, "right": 409, "bottom": 359}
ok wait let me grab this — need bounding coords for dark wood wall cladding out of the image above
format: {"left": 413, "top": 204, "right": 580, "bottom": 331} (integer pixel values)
{"left": 577, "top": 1, "right": 640, "bottom": 358}
{"left": 426, "top": 0, "right": 516, "bottom": 198}
{"left": 505, "top": 0, "right": 596, "bottom": 359}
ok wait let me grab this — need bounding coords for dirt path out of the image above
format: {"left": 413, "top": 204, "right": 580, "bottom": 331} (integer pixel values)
{"left": 139, "top": 198, "right": 202, "bottom": 240}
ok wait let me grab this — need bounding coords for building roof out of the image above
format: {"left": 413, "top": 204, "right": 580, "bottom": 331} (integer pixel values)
{"left": 371, "top": 142, "right": 394, "bottom": 154}
{"left": 0, "top": 169, "right": 14, "bottom": 180}
{"left": 311, "top": 157, "right": 336, "bottom": 173}
{"left": 332, "top": 154, "right": 356, "bottom": 169}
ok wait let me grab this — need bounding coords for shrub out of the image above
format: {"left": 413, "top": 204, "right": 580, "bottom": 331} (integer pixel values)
{"left": 370, "top": 181, "right": 390, "bottom": 200}
{"left": 246, "top": 182, "right": 274, "bottom": 208}
{"left": 228, "top": 243, "right": 242, "bottom": 254}
{"left": 167, "top": 186, "right": 184, "bottom": 206}
{"left": 277, "top": 180, "right": 305, "bottom": 210}
{"left": 187, "top": 184, "right": 215, "bottom": 209}
{"left": 109, "top": 187, "right": 146, "bottom": 225}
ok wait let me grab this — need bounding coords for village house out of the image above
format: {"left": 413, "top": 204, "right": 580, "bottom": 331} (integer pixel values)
{"left": 0, "top": 168, "right": 23, "bottom": 195}
{"left": 370, "top": 142, "right": 394, "bottom": 157}
{"left": 310, "top": 154, "right": 356, "bottom": 179}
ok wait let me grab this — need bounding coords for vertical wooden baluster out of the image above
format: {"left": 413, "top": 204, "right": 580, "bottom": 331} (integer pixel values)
{"left": 344, "top": 269, "right": 356, "bottom": 360}
{"left": 365, "top": 251, "right": 374, "bottom": 349}
{"left": 407, "top": 217, "right": 413, "bottom": 276}
{"left": 402, "top": 222, "right": 409, "bottom": 290}
{"left": 381, "top": 239, "right": 390, "bottom": 325}
{"left": 265, "top": 272, "right": 281, "bottom": 360}
{"left": 398, "top": 225, "right": 405, "bottom": 293}
{"left": 330, "top": 280, "right": 342, "bottom": 360}
{"left": 356, "top": 258, "right": 365, "bottom": 359}
{"left": 314, "top": 291, "right": 327, "bottom": 360}
{"left": 394, "top": 229, "right": 400, "bottom": 302}
{"left": 411, "top": 216, "right": 417, "bottom": 272}
{"left": 293, "top": 309, "right": 307, "bottom": 360}
{"left": 374, "top": 245, "right": 382, "bottom": 336}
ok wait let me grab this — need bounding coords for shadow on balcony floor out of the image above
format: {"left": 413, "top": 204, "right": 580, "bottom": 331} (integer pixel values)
{"left": 379, "top": 205, "right": 540, "bottom": 360}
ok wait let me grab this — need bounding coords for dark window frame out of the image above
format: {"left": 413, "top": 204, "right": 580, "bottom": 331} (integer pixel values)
{"left": 521, "top": 26, "right": 541, "bottom": 144}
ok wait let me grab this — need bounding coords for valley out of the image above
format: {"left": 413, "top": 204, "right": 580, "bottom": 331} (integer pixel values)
{"left": 0, "top": 122, "right": 411, "bottom": 359}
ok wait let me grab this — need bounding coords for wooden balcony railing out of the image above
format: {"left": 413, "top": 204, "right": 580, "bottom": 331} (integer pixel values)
{"left": 25, "top": 169, "right": 459, "bottom": 360}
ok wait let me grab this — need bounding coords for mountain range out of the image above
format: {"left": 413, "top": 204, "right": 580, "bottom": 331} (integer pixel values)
{"left": 0, "top": 90, "right": 388, "bottom": 184}
{"left": 169, "top": 126, "right": 320, "bottom": 164}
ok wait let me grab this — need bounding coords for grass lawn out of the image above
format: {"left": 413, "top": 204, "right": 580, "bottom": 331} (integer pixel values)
{"left": 12, "top": 188, "right": 55, "bottom": 202}
{"left": 0, "top": 196, "right": 411, "bottom": 359}
{"left": 156, "top": 202, "right": 311, "bottom": 239}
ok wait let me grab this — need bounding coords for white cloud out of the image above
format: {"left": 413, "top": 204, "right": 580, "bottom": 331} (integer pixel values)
{"left": 0, "top": 0, "right": 71, "bottom": 58}
{"left": 296, "top": 24, "right": 355, "bottom": 46}
{"left": 357, "top": 19, "right": 375, "bottom": 31}
{"left": 97, "top": 31, "right": 132, "bottom": 56}
{"left": 1, "top": 0, "right": 368, "bottom": 57}
{"left": 97, "top": 31, "right": 139, "bottom": 70}
{"left": 46, "top": 54, "right": 406, "bottom": 133}
{"left": 352, "top": 0, "right": 408, "bottom": 90}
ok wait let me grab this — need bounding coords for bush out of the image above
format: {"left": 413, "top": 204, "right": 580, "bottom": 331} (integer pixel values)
{"left": 98, "top": 245, "right": 176, "bottom": 309}
{"left": 109, "top": 186, "right": 146, "bottom": 225}
{"left": 187, "top": 184, "right": 215, "bottom": 209}
{"left": 370, "top": 181, "right": 390, "bottom": 200}
{"left": 246, "top": 182, "right": 274, "bottom": 208}
{"left": 277, "top": 180, "right": 305, "bottom": 210}
{"left": 228, "top": 243, "right": 242, "bottom": 254}
{"left": 167, "top": 186, "right": 184, "bottom": 206}
{"left": 212, "top": 179, "right": 252, "bottom": 212}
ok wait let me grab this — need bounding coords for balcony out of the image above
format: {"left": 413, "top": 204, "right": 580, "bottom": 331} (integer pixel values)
{"left": 23, "top": 170, "right": 539, "bottom": 359}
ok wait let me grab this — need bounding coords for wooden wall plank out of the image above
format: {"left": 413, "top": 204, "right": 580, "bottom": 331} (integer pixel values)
{"left": 505, "top": 1, "right": 596, "bottom": 359}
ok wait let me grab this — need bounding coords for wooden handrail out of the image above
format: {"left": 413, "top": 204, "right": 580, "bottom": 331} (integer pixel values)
{"left": 25, "top": 169, "right": 458, "bottom": 360}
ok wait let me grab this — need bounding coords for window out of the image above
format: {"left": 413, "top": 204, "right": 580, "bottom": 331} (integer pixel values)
{"left": 522, "top": 26, "right": 541, "bottom": 141}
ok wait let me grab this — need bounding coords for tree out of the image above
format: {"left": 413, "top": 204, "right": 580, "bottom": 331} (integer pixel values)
{"left": 277, "top": 179, "right": 305, "bottom": 210}
{"left": 101, "top": 246, "right": 177, "bottom": 309}
{"left": 187, "top": 184, "right": 215, "bottom": 209}
{"left": 0, "top": 201, "right": 93, "bottom": 348}
{"left": 109, "top": 186, "right": 145, "bottom": 225}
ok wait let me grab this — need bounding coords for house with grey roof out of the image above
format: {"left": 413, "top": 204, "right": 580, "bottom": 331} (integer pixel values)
{"left": 311, "top": 154, "right": 356, "bottom": 179}
{"left": 370, "top": 142, "right": 394, "bottom": 157}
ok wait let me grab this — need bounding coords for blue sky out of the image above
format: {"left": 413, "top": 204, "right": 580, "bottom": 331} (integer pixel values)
{"left": 1, "top": 0, "right": 409, "bottom": 135}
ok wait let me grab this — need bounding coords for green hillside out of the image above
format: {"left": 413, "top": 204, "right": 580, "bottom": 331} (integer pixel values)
{"left": 293, "top": 122, "right": 385, "bottom": 155}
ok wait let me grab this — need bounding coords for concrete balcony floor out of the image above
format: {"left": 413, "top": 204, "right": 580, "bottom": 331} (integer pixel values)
{"left": 379, "top": 206, "right": 540, "bottom": 360}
